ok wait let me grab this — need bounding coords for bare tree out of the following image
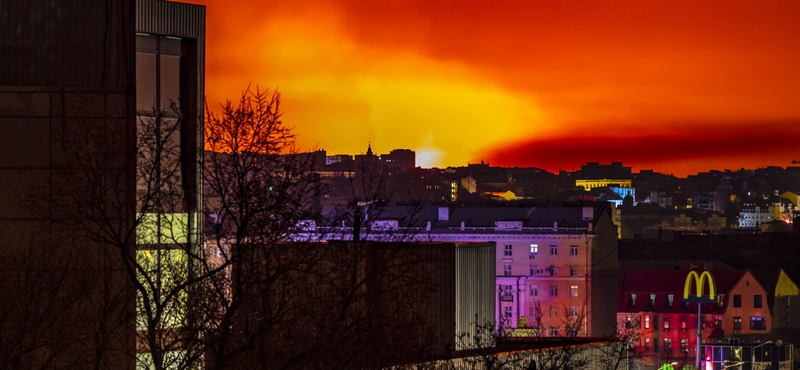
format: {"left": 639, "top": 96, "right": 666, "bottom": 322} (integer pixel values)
{"left": 54, "top": 101, "right": 211, "bottom": 370}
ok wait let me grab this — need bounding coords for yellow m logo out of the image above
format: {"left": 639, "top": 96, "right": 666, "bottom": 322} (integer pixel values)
{"left": 683, "top": 271, "right": 716, "bottom": 303}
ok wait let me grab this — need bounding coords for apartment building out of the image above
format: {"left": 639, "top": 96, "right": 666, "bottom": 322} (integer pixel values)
{"left": 303, "top": 203, "right": 619, "bottom": 337}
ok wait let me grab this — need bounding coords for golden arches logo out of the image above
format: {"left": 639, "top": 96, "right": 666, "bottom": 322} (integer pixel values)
{"left": 683, "top": 271, "right": 716, "bottom": 303}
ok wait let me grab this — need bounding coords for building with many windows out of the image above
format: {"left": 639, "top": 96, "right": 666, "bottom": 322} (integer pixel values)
{"left": 0, "top": 1, "right": 204, "bottom": 369}
{"left": 302, "top": 203, "right": 619, "bottom": 337}
{"left": 618, "top": 269, "right": 772, "bottom": 369}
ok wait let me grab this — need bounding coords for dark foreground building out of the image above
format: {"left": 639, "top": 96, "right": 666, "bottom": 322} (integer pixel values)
{"left": 0, "top": 1, "right": 204, "bottom": 369}
{"left": 209, "top": 241, "right": 495, "bottom": 370}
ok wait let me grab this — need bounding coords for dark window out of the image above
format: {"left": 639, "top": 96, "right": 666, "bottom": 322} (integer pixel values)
{"left": 754, "top": 295, "right": 763, "bottom": 308}
{"left": 733, "top": 316, "right": 742, "bottom": 331}
{"left": 714, "top": 315, "right": 723, "bottom": 329}
{"left": 644, "top": 338, "right": 650, "bottom": 352}
{"left": 750, "top": 316, "right": 766, "bottom": 330}
{"left": 733, "top": 295, "right": 742, "bottom": 307}
{"left": 570, "top": 245, "right": 578, "bottom": 256}
{"left": 648, "top": 294, "right": 656, "bottom": 307}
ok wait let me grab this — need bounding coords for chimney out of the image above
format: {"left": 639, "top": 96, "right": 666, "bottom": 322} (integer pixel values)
{"left": 438, "top": 207, "right": 449, "bottom": 221}
{"left": 553, "top": 221, "right": 558, "bottom": 231}
{"left": 460, "top": 221, "right": 465, "bottom": 230}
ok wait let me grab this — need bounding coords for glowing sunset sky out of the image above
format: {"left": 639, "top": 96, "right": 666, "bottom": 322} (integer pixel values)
{"left": 193, "top": 0, "right": 800, "bottom": 176}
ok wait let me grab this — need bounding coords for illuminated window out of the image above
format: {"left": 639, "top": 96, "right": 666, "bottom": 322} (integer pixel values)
{"left": 570, "top": 285, "right": 579, "bottom": 297}
{"left": 137, "top": 350, "right": 187, "bottom": 370}
{"left": 136, "top": 249, "right": 187, "bottom": 330}
{"left": 530, "top": 244, "right": 538, "bottom": 258}
{"left": 136, "top": 213, "right": 191, "bottom": 245}
{"left": 644, "top": 338, "right": 650, "bottom": 352}
{"left": 629, "top": 293, "right": 637, "bottom": 307}
{"left": 680, "top": 338, "right": 689, "bottom": 353}
{"left": 645, "top": 315, "right": 650, "bottom": 329}
{"left": 663, "top": 316, "right": 671, "bottom": 331}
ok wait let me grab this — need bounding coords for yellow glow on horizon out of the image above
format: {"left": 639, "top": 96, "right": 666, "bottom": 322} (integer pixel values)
{"left": 209, "top": 12, "right": 552, "bottom": 167}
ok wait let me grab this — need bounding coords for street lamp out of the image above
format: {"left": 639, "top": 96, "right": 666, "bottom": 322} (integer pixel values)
{"left": 751, "top": 341, "right": 772, "bottom": 368}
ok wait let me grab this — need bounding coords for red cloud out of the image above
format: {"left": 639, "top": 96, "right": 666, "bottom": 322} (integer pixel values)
{"left": 483, "top": 121, "right": 800, "bottom": 176}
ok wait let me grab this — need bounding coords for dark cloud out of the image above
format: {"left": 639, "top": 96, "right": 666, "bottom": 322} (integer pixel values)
{"left": 483, "top": 121, "right": 800, "bottom": 175}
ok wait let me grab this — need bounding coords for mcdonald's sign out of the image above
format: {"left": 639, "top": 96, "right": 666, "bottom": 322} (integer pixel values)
{"left": 683, "top": 271, "right": 716, "bottom": 303}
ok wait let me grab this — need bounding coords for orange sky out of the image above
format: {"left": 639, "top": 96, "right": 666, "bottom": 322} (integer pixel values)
{"left": 191, "top": 0, "right": 800, "bottom": 176}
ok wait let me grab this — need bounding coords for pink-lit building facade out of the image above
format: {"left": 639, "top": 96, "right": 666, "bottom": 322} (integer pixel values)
{"left": 303, "top": 204, "right": 619, "bottom": 337}
{"left": 618, "top": 269, "right": 772, "bottom": 368}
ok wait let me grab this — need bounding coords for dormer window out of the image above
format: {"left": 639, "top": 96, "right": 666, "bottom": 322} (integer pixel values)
{"left": 648, "top": 294, "right": 656, "bottom": 307}
{"left": 667, "top": 294, "right": 674, "bottom": 307}
{"left": 629, "top": 293, "right": 637, "bottom": 307}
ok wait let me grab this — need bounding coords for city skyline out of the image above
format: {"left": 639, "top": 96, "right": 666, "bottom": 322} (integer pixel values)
{"left": 191, "top": 0, "right": 800, "bottom": 176}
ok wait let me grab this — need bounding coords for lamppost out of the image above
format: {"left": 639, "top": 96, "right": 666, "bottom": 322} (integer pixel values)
{"left": 751, "top": 341, "right": 773, "bottom": 369}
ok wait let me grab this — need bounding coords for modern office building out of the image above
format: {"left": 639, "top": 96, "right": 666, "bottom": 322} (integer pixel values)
{"left": 0, "top": 1, "right": 204, "bottom": 369}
